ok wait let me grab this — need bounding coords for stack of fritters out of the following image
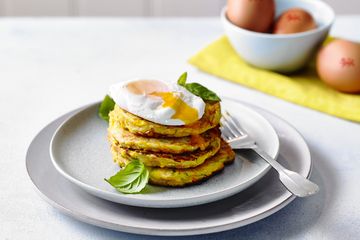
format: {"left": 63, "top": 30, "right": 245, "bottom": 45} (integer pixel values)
{"left": 108, "top": 101, "right": 235, "bottom": 187}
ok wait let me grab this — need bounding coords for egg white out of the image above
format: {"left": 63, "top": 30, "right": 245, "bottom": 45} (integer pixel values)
{"left": 109, "top": 80, "right": 205, "bottom": 126}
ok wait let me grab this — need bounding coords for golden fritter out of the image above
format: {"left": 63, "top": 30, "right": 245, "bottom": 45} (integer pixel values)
{"left": 111, "top": 137, "right": 221, "bottom": 169}
{"left": 108, "top": 125, "right": 220, "bottom": 154}
{"left": 113, "top": 140, "right": 235, "bottom": 187}
{"left": 109, "top": 101, "right": 221, "bottom": 137}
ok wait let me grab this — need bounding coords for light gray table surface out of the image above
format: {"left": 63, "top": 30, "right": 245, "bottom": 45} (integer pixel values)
{"left": 1, "top": 16, "right": 359, "bottom": 240}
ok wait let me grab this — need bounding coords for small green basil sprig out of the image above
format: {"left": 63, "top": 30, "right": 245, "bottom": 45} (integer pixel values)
{"left": 177, "top": 72, "right": 221, "bottom": 102}
{"left": 105, "top": 160, "right": 149, "bottom": 194}
{"left": 98, "top": 95, "right": 115, "bottom": 122}
{"left": 100, "top": 95, "right": 149, "bottom": 193}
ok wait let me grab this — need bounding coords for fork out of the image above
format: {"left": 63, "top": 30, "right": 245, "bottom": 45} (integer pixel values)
{"left": 221, "top": 111, "right": 319, "bottom": 197}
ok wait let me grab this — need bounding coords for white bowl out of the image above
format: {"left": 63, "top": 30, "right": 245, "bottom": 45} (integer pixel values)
{"left": 221, "top": 0, "right": 335, "bottom": 72}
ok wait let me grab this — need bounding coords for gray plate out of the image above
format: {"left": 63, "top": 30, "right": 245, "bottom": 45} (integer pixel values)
{"left": 49, "top": 100, "right": 279, "bottom": 208}
{"left": 26, "top": 99, "right": 312, "bottom": 236}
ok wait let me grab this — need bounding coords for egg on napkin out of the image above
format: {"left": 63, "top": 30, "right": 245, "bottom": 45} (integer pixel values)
{"left": 273, "top": 8, "right": 317, "bottom": 34}
{"left": 316, "top": 39, "right": 360, "bottom": 93}
{"left": 109, "top": 80, "right": 206, "bottom": 126}
{"left": 227, "top": 0, "right": 275, "bottom": 33}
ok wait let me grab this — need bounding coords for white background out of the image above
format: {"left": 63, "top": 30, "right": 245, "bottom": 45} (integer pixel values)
{"left": 0, "top": 0, "right": 359, "bottom": 17}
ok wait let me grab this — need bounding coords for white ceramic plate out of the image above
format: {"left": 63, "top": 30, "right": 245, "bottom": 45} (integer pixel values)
{"left": 49, "top": 100, "right": 279, "bottom": 208}
{"left": 26, "top": 99, "right": 312, "bottom": 236}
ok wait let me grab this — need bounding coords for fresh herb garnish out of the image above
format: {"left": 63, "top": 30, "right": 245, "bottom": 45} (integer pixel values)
{"left": 177, "top": 72, "right": 188, "bottom": 86}
{"left": 98, "top": 95, "right": 115, "bottom": 122}
{"left": 105, "top": 160, "right": 149, "bottom": 194}
{"left": 177, "top": 72, "right": 221, "bottom": 102}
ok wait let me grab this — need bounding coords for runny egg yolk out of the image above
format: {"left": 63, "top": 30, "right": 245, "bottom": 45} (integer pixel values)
{"left": 150, "top": 92, "right": 199, "bottom": 125}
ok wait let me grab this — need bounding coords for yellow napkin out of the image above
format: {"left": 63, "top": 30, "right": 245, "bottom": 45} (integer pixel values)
{"left": 189, "top": 36, "right": 360, "bottom": 122}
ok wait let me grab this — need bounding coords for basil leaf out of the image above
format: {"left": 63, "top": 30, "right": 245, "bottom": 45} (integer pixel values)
{"left": 98, "top": 95, "right": 115, "bottom": 122}
{"left": 177, "top": 72, "right": 187, "bottom": 86}
{"left": 105, "top": 159, "right": 149, "bottom": 194}
{"left": 176, "top": 72, "right": 221, "bottom": 102}
{"left": 184, "top": 83, "right": 221, "bottom": 101}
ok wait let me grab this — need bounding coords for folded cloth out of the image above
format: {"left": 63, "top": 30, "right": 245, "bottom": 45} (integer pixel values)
{"left": 189, "top": 36, "right": 360, "bottom": 123}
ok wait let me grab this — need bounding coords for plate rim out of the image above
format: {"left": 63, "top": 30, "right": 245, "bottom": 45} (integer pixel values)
{"left": 49, "top": 100, "right": 280, "bottom": 208}
{"left": 25, "top": 98, "right": 312, "bottom": 236}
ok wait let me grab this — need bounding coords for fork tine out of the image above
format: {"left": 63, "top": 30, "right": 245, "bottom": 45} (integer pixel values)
{"left": 220, "top": 129, "right": 232, "bottom": 141}
{"left": 220, "top": 119, "right": 238, "bottom": 138}
{"left": 222, "top": 113, "right": 242, "bottom": 137}
{"left": 224, "top": 111, "right": 247, "bottom": 135}
{"left": 219, "top": 126, "right": 229, "bottom": 139}
{"left": 221, "top": 129, "right": 234, "bottom": 142}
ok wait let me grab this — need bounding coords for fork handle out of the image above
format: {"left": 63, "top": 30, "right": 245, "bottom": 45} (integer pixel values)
{"left": 252, "top": 146, "right": 284, "bottom": 172}
{"left": 252, "top": 146, "right": 319, "bottom": 197}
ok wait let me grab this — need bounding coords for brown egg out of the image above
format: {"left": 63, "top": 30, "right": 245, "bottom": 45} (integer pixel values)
{"left": 227, "top": 0, "right": 275, "bottom": 33}
{"left": 316, "top": 39, "right": 360, "bottom": 93}
{"left": 273, "top": 8, "right": 317, "bottom": 34}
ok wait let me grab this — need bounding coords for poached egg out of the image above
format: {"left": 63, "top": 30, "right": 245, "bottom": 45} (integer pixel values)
{"left": 109, "top": 79, "right": 205, "bottom": 126}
